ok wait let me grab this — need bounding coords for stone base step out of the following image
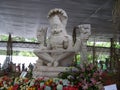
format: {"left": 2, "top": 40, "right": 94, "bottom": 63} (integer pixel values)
{"left": 33, "top": 66, "right": 68, "bottom": 78}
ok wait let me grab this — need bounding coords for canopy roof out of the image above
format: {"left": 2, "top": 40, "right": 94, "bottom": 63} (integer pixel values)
{"left": 0, "top": 0, "right": 116, "bottom": 42}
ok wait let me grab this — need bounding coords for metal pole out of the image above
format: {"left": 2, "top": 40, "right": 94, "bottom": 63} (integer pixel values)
{"left": 110, "top": 38, "right": 114, "bottom": 70}
{"left": 93, "top": 38, "right": 96, "bottom": 64}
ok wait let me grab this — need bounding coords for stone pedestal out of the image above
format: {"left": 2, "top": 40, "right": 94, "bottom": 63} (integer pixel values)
{"left": 33, "top": 66, "right": 68, "bottom": 78}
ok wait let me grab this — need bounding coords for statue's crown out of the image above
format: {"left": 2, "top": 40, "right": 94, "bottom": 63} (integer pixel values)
{"left": 48, "top": 8, "right": 68, "bottom": 18}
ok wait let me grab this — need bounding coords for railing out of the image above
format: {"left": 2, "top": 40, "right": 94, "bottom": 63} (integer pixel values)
{"left": 0, "top": 41, "right": 112, "bottom": 53}
{"left": 0, "top": 41, "right": 39, "bottom": 51}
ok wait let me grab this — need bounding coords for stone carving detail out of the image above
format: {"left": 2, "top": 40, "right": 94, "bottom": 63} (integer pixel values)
{"left": 33, "top": 8, "right": 91, "bottom": 78}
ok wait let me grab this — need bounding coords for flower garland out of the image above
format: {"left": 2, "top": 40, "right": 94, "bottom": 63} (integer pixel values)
{"left": 58, "top": 63, "right": 103, "bottom": 90}
{"left": 0, "top": 63, "right": 106, "bottom": 90}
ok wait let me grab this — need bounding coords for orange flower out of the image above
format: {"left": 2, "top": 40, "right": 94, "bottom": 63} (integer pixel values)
{"left": 27, "top": 87, "right": 36, "bottom": 90}
{"left": 7, "top": 86, "right": 13, "bottom": 90}
{"left": 27, "top": 87, "right": 32, "bottom": 90}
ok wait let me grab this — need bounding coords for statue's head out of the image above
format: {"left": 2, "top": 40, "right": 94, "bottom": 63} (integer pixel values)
{"left": 78, "top": 24, "right": 91, "bottom": 40}
{"left": 48, "top": 8, "right": 68, "bottom": 34}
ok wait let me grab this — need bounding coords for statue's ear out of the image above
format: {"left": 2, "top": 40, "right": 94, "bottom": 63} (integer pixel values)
{"left": 72, "top": 27, "right": 77, "bottom": 46}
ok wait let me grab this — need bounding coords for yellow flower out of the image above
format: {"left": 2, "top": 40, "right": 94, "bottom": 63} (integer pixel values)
{"left": 32, "top": 87, "right": 36, "bottom": 90}
{"left": 49, "top": 79, "right": 53, "bottom": 83}
{"left": 45, "top": 81, "right": 49, "bottom": 86}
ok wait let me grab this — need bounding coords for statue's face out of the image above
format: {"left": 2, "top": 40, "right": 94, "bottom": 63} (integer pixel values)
{"left": 79, "top": 24, "right": 91, "bottom": 40}
{"left": 49, "top": 15, "right": 63, "bottom": 34}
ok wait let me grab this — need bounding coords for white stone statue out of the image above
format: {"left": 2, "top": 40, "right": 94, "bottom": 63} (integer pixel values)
{"left": 34, "top": 8, "right": 91, "bottom": 67}
{"left": 75, "top": 24, "right": 91, "bottom": 63}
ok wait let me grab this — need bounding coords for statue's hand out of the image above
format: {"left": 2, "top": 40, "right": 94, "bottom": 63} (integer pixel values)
{"left": 53, "top": 61, "right": 59, "bottom": 67}
{"left": 37, "top": 27, "right": 48, "bottom": 45}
